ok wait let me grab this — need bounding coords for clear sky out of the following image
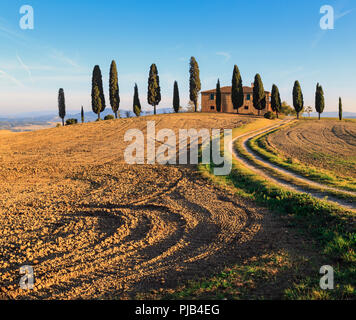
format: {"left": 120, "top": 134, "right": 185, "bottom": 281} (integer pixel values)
{"left": 0, "top": 0, "right": 355, "bottom": 116}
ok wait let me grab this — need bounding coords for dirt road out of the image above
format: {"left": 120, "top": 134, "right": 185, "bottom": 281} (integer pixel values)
{"left": 230, "top": 120, "right": 356, "bottom": 212}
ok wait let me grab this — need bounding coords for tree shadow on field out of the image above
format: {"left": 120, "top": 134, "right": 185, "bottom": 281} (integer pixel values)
{"left": 91, "top": 204, "right": 320, "bottom": 300}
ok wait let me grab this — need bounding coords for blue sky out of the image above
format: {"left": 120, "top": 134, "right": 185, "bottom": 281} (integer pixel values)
{"left": 0, "top": 0, "right": 355, "bottom": 115}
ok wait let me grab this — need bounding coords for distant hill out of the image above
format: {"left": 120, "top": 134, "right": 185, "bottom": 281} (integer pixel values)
{"left": 0, "top": 120, "right": 55, "bottom": 132}
{"left": 303, "top": 111, "right": 356, "bottom": 119}
{"left": 0, "top": 107, "right": 175, "bottom": 132}
{"left": 68, "top": 107, "right": 174, "bottom": 122}
{"left": 1, "top": 109, "right": 355, "bottom": 132}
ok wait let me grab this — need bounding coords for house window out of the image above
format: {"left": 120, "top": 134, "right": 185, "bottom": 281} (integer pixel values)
{"left": 246, "top": 94, "right": 251, "bottom": 101}
{"left": 210, "top": 106, "right": 215, "bottom": 110}
{"left": 244, "top": 106, "right": 249, "bottom": 110}
{"left": 210, "top": 93, "right": 215, "bottom": 100}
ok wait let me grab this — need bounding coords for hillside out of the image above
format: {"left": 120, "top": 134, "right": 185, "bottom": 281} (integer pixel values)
{"left": 0, "top": 113, "right": 268, "bottom": 299}
{"left": 1, "top": 113, "right": 354, "bottom": 300}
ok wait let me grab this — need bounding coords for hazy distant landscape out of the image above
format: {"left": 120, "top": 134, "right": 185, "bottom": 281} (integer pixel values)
{"left": 0, "top": 108, "right": 175, "bottom": 131}
{"left": 1, "top": 110, "right": 355, "bottom": 132}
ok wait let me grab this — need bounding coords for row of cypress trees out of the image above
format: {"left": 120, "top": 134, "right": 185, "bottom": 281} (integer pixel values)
{"left": 131, "top": 65, "right": 181, "bottom": 117}
{"left": 215, "top": 67, "right": 337, "bottom": 120}
{"left": 92, "top": 57, "right": 201, "bottom": 119}
{"left": 57, "top": 59, "right": 189, "bottom": 124}
{"left": 274, "top": 80, "right": 342, "bottom": 120}
{"left": 292, "top": 81, "right": 325, "bottom": 120}
{"left": 58, "top": 56, "right": 226, "bottom": 123}
{"left": 89, "top": 60, "right": 195, "bottom": 120}
{"left": 58, "top": 57, "right": 342, "bottom": 124}
{"left": 292, "top": 81, "right": 342, "bottom": 120}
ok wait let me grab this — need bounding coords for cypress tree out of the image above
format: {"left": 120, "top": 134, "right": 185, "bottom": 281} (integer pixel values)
{"left": 58, "top": 88, "right": 66, "bottom": 126}
{"left": 216, "top": 79, "right": 222, "bottom": 112}
{"left": 189, "top": 57, "right": 201, "bottom": 112}
{"left": 109, "top": 60, "right": 120, "bottom": 119}
{"left": 91, "top": 65, "right": 106, "bottom": 120}
{"left": 133, "top": 83, "right": 141, "bottom": 117}
{"left": 271, "top": 84, "right": 282, "bottom": 118}
{"left": 231, "top": 65, "right": 244, "bottom": 113}
{"left": 252, "top": 74, "right": 266, "bottom": 116}
{"left": 315, "top": 83, "right": 325, "bottom": 120}
{"left": 293, "top": 80, "right": 304, "bottom": 119}
{"left": 92, "top": 86, "right": 102, "bottom": 121}
{"left": 81, "top": 106, "right": 84, "bottom": 123}
{"left": 339, "top": 97, "right": 343, "bottom": 121}
{"left": 147, "top": 64, "right": 161, "bottom": 115}
{"left": 173, "top": 81, "right": 180, "bottom": 113}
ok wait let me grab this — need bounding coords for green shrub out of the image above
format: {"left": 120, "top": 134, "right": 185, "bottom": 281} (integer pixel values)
{"left": 280, "top": 102, "right": 296, "bottom": 116}
{"left": 264, "top": 111, "right": 276, "bottom": 119}
{"left": 65, "top": 118, "right": 78, "bottom": 125}
{"left": 104, "top": 115, "right": 115, "bottom": 121}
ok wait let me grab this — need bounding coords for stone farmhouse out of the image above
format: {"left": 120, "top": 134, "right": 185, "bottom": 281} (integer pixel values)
{"left": 201, "top": 84, "right": 272, "bottom": 115}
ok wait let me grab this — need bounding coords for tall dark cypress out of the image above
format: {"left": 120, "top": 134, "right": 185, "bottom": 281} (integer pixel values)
{"left": 58, "top": 88, "right": 66, "bottom": 126}
{"left": 81, "top": 106, "right": 84, "bottom": 123}
{"left": 339, "top": 97, "right": 343, "bottom": 121}
{"left": 253, "top": 74, "right": 266, "bottom": 116}
{"left": 216, "top": 79, "right": 222, "bottom": 112}
{"left": 133, "top": 83, "right": 141, "bottom": 117}
{"left": 293, "top": 80, "right": 304, "bottom": 119}
{"left": 173, "top": 81, "right": 180, "bottom": 113}
{"left": 189, "top": 57, "right": 201, "bottom": 112}
{"left": 109, "top": 60, "right": 120, "bottom": 118}
{"left": 271, "top": 84, "right": 282, "bottom": 118}
{"left": 315, "top": 83, "right": 325, "bottom": 120}
{"left": 91, "top": 65, "right": 106, "bottom": 120}
{"left": 231, "top": 65, "right": 244, "bottom": 113}
{"left": 147, "top": 64, "right": 161, "bottom": 115}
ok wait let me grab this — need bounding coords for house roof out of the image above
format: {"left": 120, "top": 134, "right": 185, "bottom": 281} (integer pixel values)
{"left": 201, "top": 86, "right": 270, "bottom": 94}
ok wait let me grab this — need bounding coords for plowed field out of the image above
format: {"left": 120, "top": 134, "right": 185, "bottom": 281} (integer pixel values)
{"left": 267, "top": 120, "right": 356, "bottom": 178}
{"left": 0, "top": 113, "right": 271, "bottom": 299}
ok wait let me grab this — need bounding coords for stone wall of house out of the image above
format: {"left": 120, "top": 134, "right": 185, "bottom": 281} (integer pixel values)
{"left": 201, "top": 90, "right": 272, "bottom": 115}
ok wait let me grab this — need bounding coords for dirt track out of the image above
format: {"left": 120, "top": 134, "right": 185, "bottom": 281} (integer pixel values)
{"left": 230, "top": 121, "right": 356, "bottom": 212}
{"left": 267, "top": 120, "right": 356, "bottom": 178}
{"left": 0, "top": 113, "right": 278, "bottom": 299}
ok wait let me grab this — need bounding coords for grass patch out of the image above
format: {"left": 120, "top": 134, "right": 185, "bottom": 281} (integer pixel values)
{"left": 137, "top": 250, "right": 303, "bottom": 300}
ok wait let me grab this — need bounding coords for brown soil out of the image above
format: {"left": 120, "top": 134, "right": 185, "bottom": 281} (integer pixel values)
{"left": 267, "top": 120, "right": 356, "bottom": 178}
{"left": 1, "top": 113, "right": 277, "bottom": 299}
